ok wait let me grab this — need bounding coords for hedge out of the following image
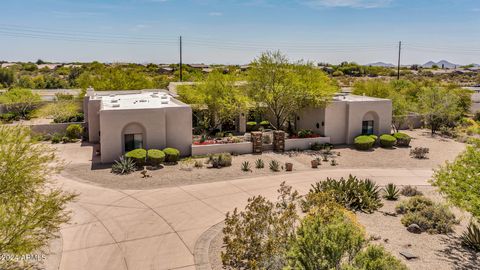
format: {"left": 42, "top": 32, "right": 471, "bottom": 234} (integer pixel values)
{"left": 379, "top": 134, "right": 397, "bottom": 148}
{"left": 393, "top": 132, "right": 411, "bottom": 147}
{"left": 354, "top": 135, "right": 375, "bottom": 150}
{"left": 163, "top": 147, "right": 180, "bottom": 163}
{"left": 125, "top": 148, "right": 147, "bottom": 166}
{"left": 147, "top": 149, "right": 165, "bottom": 166}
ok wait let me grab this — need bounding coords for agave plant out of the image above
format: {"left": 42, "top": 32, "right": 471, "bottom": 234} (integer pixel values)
{"left": 241, "top": 161, "right": 251, "bottom": 172}
{"left": 111, "top": 156, "right": 136, "bottom": 175}
{"left": 383, "top": 183, "right": 400, "bottom": 200}
{"left": 255, "top": 158, "right": 265, "bottom": 169}
{"left": 462, "top": 221, "right": 480, "bottom": 251}
{"left": 269, "top": 160, "right": 280, "bottom": 172}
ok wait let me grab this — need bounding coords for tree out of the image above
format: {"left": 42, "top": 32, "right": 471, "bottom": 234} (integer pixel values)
{"left": 347, "top": 245, "right": 408, "bottom": 270}
{"left": 418, "top": 86, "right": 461, "bottom": 134}
{"left": 222, "top": 183, "right": 299, "bottom": 269}
{"left": 76, "top": 65, "right": 156, "bottom": 90}
{"left": 177, "top": 70, "right": 250, "bottom": 130}
{"left": 0, "top": 126, "right": 76, "bottom": 269}
{"left": 0, "top": 88, "right": 41, "bottom": 118}
{"left": 432, "top": 145, "right": 480, "bottom": 219}
{"left": 247, "top": 51, "right": 338, "bottom": 130}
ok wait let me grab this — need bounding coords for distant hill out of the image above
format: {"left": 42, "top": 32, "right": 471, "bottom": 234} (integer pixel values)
{"left": 422, "top": 60, "right": 458, "bottom": 69}
{"left": 367, "top": 62, "right": 395, "bottom": 67}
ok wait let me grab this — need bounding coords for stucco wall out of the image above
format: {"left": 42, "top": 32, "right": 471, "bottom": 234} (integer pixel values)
{"left": 346, "top": 100, "right": 392, "bottom": 143}
{"left": 296, "top": 108, "right": 326, "bottom": 135}
{"left": 285, "top": 137, "right": 331, "bottom": 151}
{"left": 29, "top": 122, "right": 85, "bottom": 135}
{"left": 191, "top": 142, "right": 253, "bottom": 156}
{"left": 98, "top": 105, "right": 192, "bottom": 163}
{"left": 87, "top": 99, "right": 101, "bottom": 143}
{"left": 324, "top": 101, "right": 349, "bottom": 144}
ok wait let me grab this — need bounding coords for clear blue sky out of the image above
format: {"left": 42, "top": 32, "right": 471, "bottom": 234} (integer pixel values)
{"left": 1, "top": 0, "right": 479, "bottom": 65}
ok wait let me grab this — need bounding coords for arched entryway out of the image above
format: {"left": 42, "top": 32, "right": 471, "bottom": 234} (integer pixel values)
{"left": 362, "top": 111, "right": 380, "bottom": 135}
{"left": 122, "top": 122, "right": 146, "bottom": 153}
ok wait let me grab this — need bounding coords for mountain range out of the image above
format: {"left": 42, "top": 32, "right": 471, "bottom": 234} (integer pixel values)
{"left": 367, "top": 60, "right": 480, "bottom": 69}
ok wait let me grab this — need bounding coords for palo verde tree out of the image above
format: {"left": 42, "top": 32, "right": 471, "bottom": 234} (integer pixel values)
{"left": 177, "top": 70, "right": 250, "bottom": 130}
{"left": 0, "top": 88, "right": 42, "bottom": 118}
{"left": 0, "top": 126, "right": 76, "bottom": 269}
{"left": 247, "top": 51, "right": 338, "bottom": 130}
{"left": 418, "top": 86, "right": 461, "bottom": 134}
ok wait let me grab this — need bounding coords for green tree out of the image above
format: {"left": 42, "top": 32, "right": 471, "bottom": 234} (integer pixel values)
{"left": 76, "top": 65, "right": 155, "bottom": 90}
{"left": 418, "top": 86, "right": 461, "bottom": 134}
{"left": 0, "top": 126, "right": 76, "bottom": 269}
{"left": 432, "top": 145, "right": 480, "bottom": 218}
{"left": 346, "top": 245, "right": 408, "bottom": 270}
{"left": 0, "top": 88, "right": 41, "bottom": 118}
{"left": 16, "top": 75, "right": 35, "bottom": 89}
{"left": 222, "top": 183, "right": 299, "bottom": 269}
{"left": 247, "top": 51, "right": 338, "bottom": 130}
{"left": 177, "top": 70, "right": 250, "bottom": 130}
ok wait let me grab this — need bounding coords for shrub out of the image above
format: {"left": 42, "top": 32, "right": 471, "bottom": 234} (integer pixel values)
{"left": 474, "top": 111, "right": 480, "bottom": 122}
{"left": 259, "top": 120, "right": 270, "bottom": 128}
{"left": 255, "top": 159, "right": 264, "bottom": 169}
{"left": 111, "top": 156, "right": 136, "bottom": 175}
{"left": 369, "top": 134, "right": 378, "bottom": 144}
{"left": 400, "top": 185, "right": 423, "bottom": 197}
{"left": 125, "top": 148, "right": 147, "bottom": 166}
{"left": 396, "top": 196, "right": 457, "bottom": 234}
{"left": 379, "top": 134, "right": 397, "bottom": 148}
{"left": 393, "top": 132, "right": 411, "bottom": 147}
{"left": 241, "top": 161, "right": 251, "bottom": 172}
{"left": 269, "top": 160, "right": 280, "bottom": 172}
{"left": 354, "top": 135, "right": 375, "bottom": 150}
{"left": 383, "top": 183, "right": 400, "bottom": 200}
{"left": 147, "top": 149, "right": 165, "bottom": 166}
{"left": 246, "top": 121, "right": 257, "bottom": 132}
{"left": 163, "top": 147, "right": 180, "bottom": 163}
{"left": 410, "top": 147, "right": 429, "bottom": 159}
{"left": 208, "top": 153, "right": 232, "bottom": 168}
{"left": 61, "top": 136, "right": 71, "bottom": 143}
{"left": 311, "top": 142, "right": 324, "bottom": 151}
{"left": 0, "top": 112, "right": 17, "bottom": 123}
{"left": 349, "top": 245, "right": 407, "bottom": 270}
{"left": 297, "top": 129, "right": 313, "bottom": 138}
{"left": 51, "top": 133, "right": 62, "bottom": 144}
{"left": 461, "top": 221, "right": 480, "bottom": 251}
{"left": 65, "top": 124, "right": 83, "bottom": 139}
{"left": 306, "top": 175, "right": 383, "bottom": 213}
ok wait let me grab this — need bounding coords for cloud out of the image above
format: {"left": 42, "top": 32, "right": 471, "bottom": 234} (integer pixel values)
{"left": 302, "top": 0, "right": 393, "bottom": 8}
{"left": 208, "top": 11, "right": 223, "bottom": 16}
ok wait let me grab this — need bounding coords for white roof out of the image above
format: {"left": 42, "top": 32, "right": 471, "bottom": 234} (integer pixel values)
{"left": 94, "top": 91, "right": 183, "bottom": 110}
{"left": 333, "top": 94, "right": 390, "bottom": 102}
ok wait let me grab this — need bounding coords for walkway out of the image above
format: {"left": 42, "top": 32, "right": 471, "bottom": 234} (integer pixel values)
{"left": 53, "top": 168, "right": 433, "bottom": 270}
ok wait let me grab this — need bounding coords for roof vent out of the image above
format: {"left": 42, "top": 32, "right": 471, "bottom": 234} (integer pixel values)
{"left": 112, "top": 104, "right": 120, "bottom": 108}
{"left": 109, "top": 94, "right": 115, "bottom": 97}
{"left": 111, "top": 99, "right": 118, "bottom": 103}
{"left": 139, "top": 99, "right": 147, "bottom": 103}
{"left": 161, "top": 95, "right": 168, "bottom": 99}
{"left": 161, "top": 100, "right": 168, "bottom": 104}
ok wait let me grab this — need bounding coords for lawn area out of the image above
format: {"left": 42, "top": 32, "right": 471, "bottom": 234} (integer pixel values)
{"left": 58, "top": 129, "right": 466, "bottom": 190}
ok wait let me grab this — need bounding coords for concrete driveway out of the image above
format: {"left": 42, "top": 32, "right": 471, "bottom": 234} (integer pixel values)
{"left": 53, "top": 168, "right": 433, "bottom": 270}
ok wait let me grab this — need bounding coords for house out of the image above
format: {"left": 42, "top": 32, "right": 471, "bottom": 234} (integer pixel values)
{"left": 83, "top": 88, "right": 192, "bottom": 163}
{"left": 295, "top": 93, "right": 392, "bottom": 144}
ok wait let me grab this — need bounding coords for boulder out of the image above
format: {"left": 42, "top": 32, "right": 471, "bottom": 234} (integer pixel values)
{"left": 407, "top": 224, "right": 422, "bottom": 234}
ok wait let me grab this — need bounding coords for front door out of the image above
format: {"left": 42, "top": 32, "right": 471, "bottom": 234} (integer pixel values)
{"left": 124, "top": 133, "right": 143, "bottom": 152}
{"left": 362, "top": 120, "right": 374, "bottom": 135}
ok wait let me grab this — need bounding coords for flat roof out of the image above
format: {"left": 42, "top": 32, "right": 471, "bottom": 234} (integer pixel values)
{"left": 92, "top": 91, "right": 184, "bottom": 110}
{"left": 333, "top": 93, "right": 390, "bottom": 102}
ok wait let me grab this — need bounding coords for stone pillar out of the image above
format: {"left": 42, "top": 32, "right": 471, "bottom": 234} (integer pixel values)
{"left": 251, "top": 131, "right": 263, "bottom": 154}
{"left": 273, "top": 130, "right": 285, "bottom": 152}
{"left": 238, "top": 112, "right": 247, "bottom": 133}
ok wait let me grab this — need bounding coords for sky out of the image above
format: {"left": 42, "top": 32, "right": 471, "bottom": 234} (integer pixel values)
{"left": 1, "top": 0, "right": 480, "bottom": 65}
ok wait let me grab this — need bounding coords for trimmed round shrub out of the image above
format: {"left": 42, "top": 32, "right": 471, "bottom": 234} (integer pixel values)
{"left": 246, "top": 121, "right": 257, "bottom": 132}
{"left": 354, "top": 135, "right": 375, "bottom": 150}
{"left": 379, "top": 134, "right": 397, "bottom": 148}
{"left": 393, "top": 132, "right": 411, "bottom": 147}
{"left": 125, "top": 148, "right": 147, "bottom": 166}
{"left": 147, "top": 149, "right": 165, "bottom": 166}
{"left": 66, "top": 124, "right": 83, "bottom": 139}
{"left": 163, "top": 147, "right": 180, "bottom": 163}
{"left": 369, "top": 134, "right": 378, "bottom": 141}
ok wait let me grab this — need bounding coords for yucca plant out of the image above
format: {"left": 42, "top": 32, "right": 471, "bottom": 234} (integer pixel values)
{"left": 241, "top": 161, "right": 251, "bottom": 172}
{"left": 111, "top": 156, "right": 136, "bottom": 175}
{"left": 269, "top": 160, "right": 280, "bottom": 172}
{"left": 383, "top": 183, "right": 400, "bottom": 200}
{"left": 255, "top": 158, "right": 265, "bottom": 169}
{"left": 462, "top": 221, "right": 480, "bottom": 251}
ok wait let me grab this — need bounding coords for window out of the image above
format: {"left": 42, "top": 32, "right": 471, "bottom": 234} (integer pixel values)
{"left": 124, "top": 134, "right": 143, "bottom": 152}
{"left": 362, "top": 121, "right": 374, "bottom": 135}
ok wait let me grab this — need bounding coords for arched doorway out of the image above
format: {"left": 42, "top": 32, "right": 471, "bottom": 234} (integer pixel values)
{"left": 122, "top": 122, "right": 146, "bottom": 152}
{"left": 362, "top": 111, "right": 380, "bottom": 135}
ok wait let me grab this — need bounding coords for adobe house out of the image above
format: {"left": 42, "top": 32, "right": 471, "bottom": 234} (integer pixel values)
{"left": 295, "top": 93, "right": 392, "bottom": 144}
{"left": 83, "top": 88, "right": 192, "bottom": 163}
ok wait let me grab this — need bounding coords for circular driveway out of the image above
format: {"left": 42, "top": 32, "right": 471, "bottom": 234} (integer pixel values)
{"left": 54, "top": 168, "right": 433, "bottom": 270}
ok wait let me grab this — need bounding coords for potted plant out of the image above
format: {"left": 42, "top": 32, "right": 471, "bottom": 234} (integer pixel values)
{"left": 285, "top": 162, "right": 293, "bottom": 171}
{"left": 311, "top": 159, "right": 319, "bottom": 168}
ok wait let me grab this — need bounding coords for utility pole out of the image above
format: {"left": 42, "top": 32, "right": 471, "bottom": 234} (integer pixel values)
{"left": 179, "top": 35, "right": 183, "bottom": 82}
{"left": 397, "top": 41, "right": 402, "bottom": 80}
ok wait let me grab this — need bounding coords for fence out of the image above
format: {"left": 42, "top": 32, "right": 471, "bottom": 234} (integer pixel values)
{"left": 285, "top": 137, "right": 331, "bottom": 151}
{"left": 28, "top": 122, "right": 85, "bottom": 135}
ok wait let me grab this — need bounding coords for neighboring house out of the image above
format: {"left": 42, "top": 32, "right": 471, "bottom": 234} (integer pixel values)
{"left": 84, "top": 88, "right": 192, "bottom": 163}
{"left": 295, "top": 93, "right": 392, "bottom": 144}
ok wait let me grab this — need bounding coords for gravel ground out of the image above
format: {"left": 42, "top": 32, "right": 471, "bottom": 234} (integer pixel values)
{"left": 60, "top": 130, "right": 466, "bottom": 190}
{"left": 208, "top": 186, "right": 480, "bottom": 270}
